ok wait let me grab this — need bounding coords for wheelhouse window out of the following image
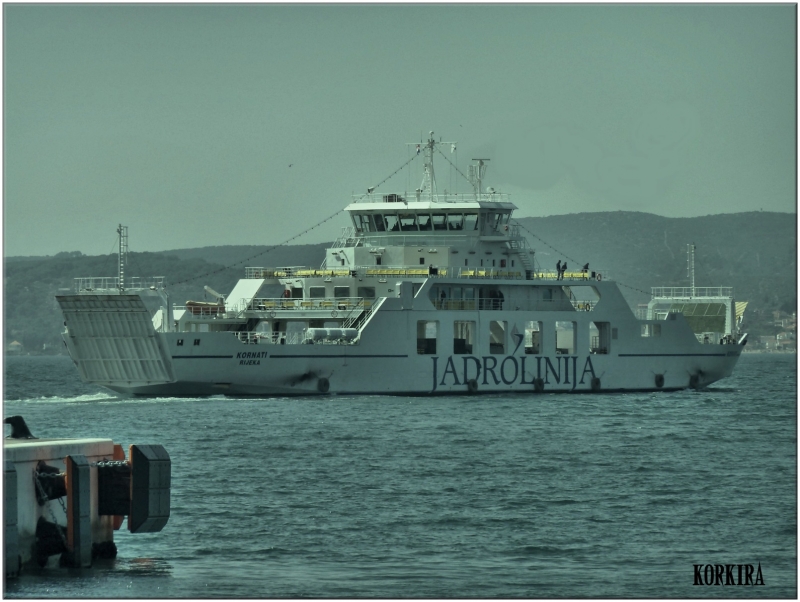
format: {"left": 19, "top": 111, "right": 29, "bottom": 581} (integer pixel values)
{"left": 464, "top": 213, "right": 479, "bottom": 230}
{"left": 417, "top": 321, "right": 438, "bottom": 354}
{"left": 384, "top": 214, "right": 400, "bottom": 232}
{"left": 418, "top": 214, "right": 432, "bottom": 230}
{"left": 432, "top": 214, "right": 447, "bottom": 230}
{"left": 447, "top": 213, "right": 464, "bottom": 230}
{"left": 309, "top": 286, "right": 326, "bottom": 299}
{"left": 399, "top": 214, "right": 418, "bottom": 231}
{"left": 334, "top": 286, "right": 350, "bottom": 298}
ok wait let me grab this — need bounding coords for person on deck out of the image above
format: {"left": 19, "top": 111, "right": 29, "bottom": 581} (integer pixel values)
{"left": 556, "top": 260, "right": 562, "bottom": 280}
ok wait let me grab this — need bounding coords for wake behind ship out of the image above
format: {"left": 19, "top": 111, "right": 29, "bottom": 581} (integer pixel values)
{"left": 56, "top": 133, "right": 747, "bottom": 396}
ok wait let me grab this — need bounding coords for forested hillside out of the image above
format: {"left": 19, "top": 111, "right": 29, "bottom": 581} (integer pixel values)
{"left": 4, "top": 211, "right": 795, "bottom": 353}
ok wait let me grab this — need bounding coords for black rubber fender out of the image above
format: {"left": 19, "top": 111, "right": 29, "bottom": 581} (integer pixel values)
{"left": 654, "top": 374, "right": 665, "bottom": 388}
{"left": 591, "top": 377, "right": 601, "bottom": 391}
{"left": 533, "top": 378, "right": 545, "bottom": 392}
{"left": 466, "top": 379, "right": 478, "bottom": 394}
{"left": 317, "top": 377, "right": 330, "bottom": 393}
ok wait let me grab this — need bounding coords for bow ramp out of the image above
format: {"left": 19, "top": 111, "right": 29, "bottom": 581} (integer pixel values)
{"left": 57, "top": 294, "right": 174, "bottom": 387}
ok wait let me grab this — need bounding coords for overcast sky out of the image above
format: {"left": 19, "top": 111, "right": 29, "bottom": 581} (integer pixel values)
{"left": 4, "top": 4, "right": 796, "bottom": 257}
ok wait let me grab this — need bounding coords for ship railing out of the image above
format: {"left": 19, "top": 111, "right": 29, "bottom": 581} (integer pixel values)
{"left": 75, "top": 276, "right": 165, "bottom": 292}
{"left": 241, "top": 266, "right": 608, "bottom": 282}
{"left": 331, "top": 227, "right": 362, "bottom": 249}
{"left": 430, "top": 298, "right": 584, "bottom": 312}
{"left": 243, "top": 296, "right": 368, "bottom": 313}
{"left": 176, "top": 303, "right": 228, "bottom": 317}
{"left": 244, "top": 266, "right": 311, "bottom": 279}
{"left": 350, "top": 191, "right": 511, "bottom": 204}
{"left": 651, "top": 286, "right": 733, "bottom": 299}
{"left": 234, "top": 331, "right": 309, "bottom": 345}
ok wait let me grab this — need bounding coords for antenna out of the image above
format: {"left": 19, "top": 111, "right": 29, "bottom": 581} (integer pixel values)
{"left": 470, "top": 158, "right": 490, "bottom": 196}
{"left": 687, "top": 243, "right": 695, "bottom": 298}
{"left": 117, "top": 224, "right": 128, "bottom": 293}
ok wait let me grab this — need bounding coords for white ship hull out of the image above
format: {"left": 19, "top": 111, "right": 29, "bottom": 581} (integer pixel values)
{"left": 58, "top": 282, "right": 743, "bottom": 397}
{"left": 56, "top": 134, "right": 745, "bottom": 397}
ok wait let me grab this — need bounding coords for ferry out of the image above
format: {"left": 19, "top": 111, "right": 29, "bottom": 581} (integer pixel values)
{"left": 55, "top": 133, "right": 747, "bottom": 396}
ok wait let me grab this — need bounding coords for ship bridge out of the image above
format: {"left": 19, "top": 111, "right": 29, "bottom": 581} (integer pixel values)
{"left": 326, "top": 134, "right": 533, "bottom": 273}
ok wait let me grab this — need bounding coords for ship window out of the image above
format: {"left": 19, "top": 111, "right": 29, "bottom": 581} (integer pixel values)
{"left": 374, "top": 214, "right": 387, "bottom": 231}
{"left": 641, "top": 324, "right": 661, "bottom": 337}
{"left": 420, "top": 257, "right": 425, "bottom": 265}
{"left": 489, "top": 321, "right": 506, "bottom": 354}
{"left": 464, "top": 213, "right": 479, "bottom": 231}
{"left": 489, "top": 213, "right": 502, "bottom": 231}
{"left": 376, "top": 256, "right": 381, "bottom": 265}
{"left": 353, "top": 214, "right": 369, "bottom": 232}
{"left": 432, "top": 214, "right": 447, "bottom": 230}
{"left": 417, "top": 214, "right": 432, "bottom": 231}
{"left": 417, "top": 321, "right": 438, "bottom": 354}
{"left": 384, "top": 214, "right": 400, "bottom": 232}
{"left": 357, "top": 286, "right": 375, "bottom": 299}
{"left": 500, "top": 259, "right": 506, "bottom": 268}
{"left": 465, "top": 259, "right": 468, "bottom": 266}
{"left": 525, "top": 321, "right": 542, "bottom": 354}
{"left": 309, "top": 286, "right": 326, "bottom": 299}
{"left": 543, "top": 288, "right": 553, "bottom": 301}
{"left": 194, "top": 339, "right": 201, "bottom": 346}
{"left": 492, "top": 259, "right": 496, "bottom": 267}
{"left": 400, "top": 214, "right": 418, "bottom": 231}
{"left": 556, "top": 321, "right": 575, "bottom": 355}
{"left": 177, "top": 339, "right": 184, "bottom": 346}
{"left": 464, "top": 288, "right": 476, "bottom": 310}
{"left": 454, "top": 321, "right": 475, "bottom": 354}
{"left": 591, "top": 321, "right": 611, "bottom": 354}
{"left": 334, "top": 286, "right": 350, "bottom": 298}
{"left": 447, "top": 213, "right": 464, "bottom": 230}
{"left": 511, "top": 260, "right": 515, "bottom": 267}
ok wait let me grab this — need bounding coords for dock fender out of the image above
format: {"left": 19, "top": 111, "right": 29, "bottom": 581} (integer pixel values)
{"left": 533, "top": 378, "right": 545, "bottom": 392}
{"left": 317, "top": 377, "right": 330, "bottom": 394}
{"left": 34, "top": 517, "right": 67, "bottom": 567}
{"left": 466, "top": 379, "right": 478, "bottom": 394}
{"left": 591, "top": 377, "right": 601, "bottom": 391}
{"left": 654, "top": 373, "right": 665, "bottom": 389}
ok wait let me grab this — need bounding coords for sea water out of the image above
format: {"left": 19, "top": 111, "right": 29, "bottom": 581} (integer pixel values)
{"left": 3, "top": 353, "right": 796, "bottom": 598}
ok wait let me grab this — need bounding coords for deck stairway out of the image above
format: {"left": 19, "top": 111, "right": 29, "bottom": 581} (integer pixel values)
{"left": 506, "top": 238, "right": 533, "bottom": 271}
{"left": 342, "top": 297, "right": 385, "bottom": 330}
